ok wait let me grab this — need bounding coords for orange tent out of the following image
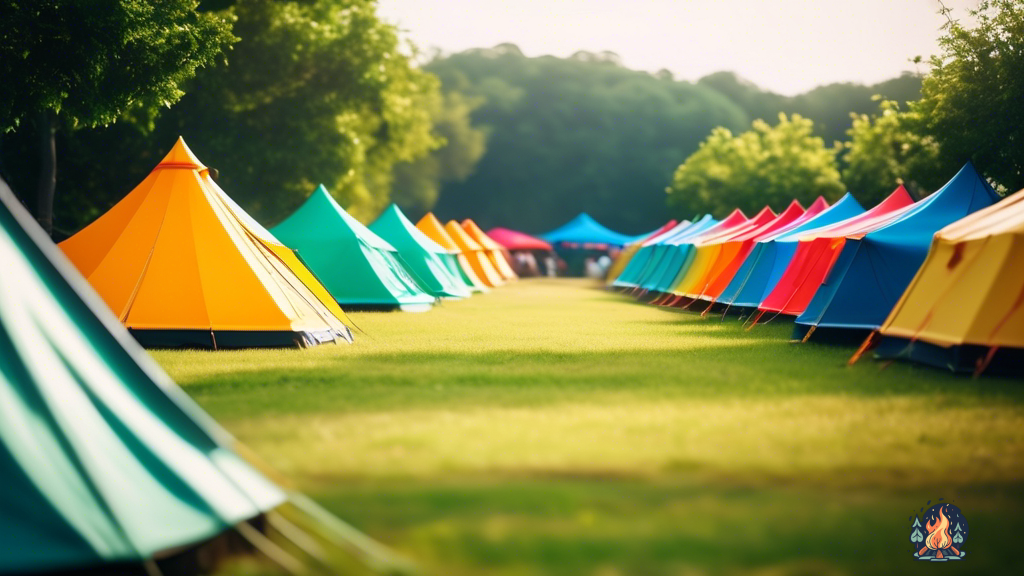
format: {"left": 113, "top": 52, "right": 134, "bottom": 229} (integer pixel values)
{"left": 445, "top": 220, "right": 505, "bottom": 287}
{"left": 416, "top": 213, "right": 490, "bottom": 292}
{"left": 59, "top": 137, "right": 353, "bottom": 348}
{"left": 462, "top": 219, "right": 518, "bottom": 281}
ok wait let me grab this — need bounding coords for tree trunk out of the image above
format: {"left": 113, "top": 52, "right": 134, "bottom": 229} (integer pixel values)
{"left": 36, "top": 110, "right": 57, "bottom": 236}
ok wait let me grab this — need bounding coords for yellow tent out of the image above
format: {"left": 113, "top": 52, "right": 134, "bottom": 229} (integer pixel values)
{"left": 869, "top": 188, "right": 1024, "bottom": 372}
{"left": 444, "top": 220, "right": 505, "bottom": 287}
{"left": 59, "top": 137, "right": 353, "bottom": 348}
{"left": 415, "top": 213, "right": 490, "bottom": 292}
{"left": 461, "top": 219, "right": 518, "bottom": 281}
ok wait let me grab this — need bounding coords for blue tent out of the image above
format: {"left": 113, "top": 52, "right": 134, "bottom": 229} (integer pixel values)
{"left": 717, "top": 193, "right": 865, "bottom": 308}
{"left": 612, "top": 218, "right": 699, "bottom": 289}
{"left": 539, "top": 213, "right": 649, "bottom": 247}
{"left": 794, "top": 163, "right": 1000, "bottom": 340}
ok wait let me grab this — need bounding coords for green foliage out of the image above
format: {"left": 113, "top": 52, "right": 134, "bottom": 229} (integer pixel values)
{"left": 0, "top": 0, "right": 445, "bottom": 230}
{"left": 0, "top": 0, "right": 235, "bottom": 132}
{"left": 841, "top": 100, "right": 947, "bottom": 206}
{"left": 427, "top": 47, "right": 751, "bottom": 233}
{"left": 666, "top": 114, "right": 845, "bottom": 218}
{"left": 915, "top": 0, "right": 1024, "bottom": 192}
{"left": 157, "top": 0, "right": 440, "bottom": 222}
{"left": 697, "top": 71, "right": 924, "bottom": 146}
{"left": 391, "top": 90, "right": 489, "bottom": 219}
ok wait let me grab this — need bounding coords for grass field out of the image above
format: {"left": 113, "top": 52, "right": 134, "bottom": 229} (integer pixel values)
{"left": 154, "top": 278, "right": 1024, "bottom": 576}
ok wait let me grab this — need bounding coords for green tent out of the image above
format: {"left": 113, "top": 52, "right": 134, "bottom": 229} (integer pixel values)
{"left": 0, "top": 178, "right": 285, "bottom": 574}
{"left": 369, "top": 204, "right": 474, "bottom": 299}
{"left": 272, "top": 186, "right": 436, "bottom": 311}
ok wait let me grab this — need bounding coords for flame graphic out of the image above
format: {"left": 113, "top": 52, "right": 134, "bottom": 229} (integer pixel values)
{"left": 925, "top": 506, "right": 952, "bottom": 550}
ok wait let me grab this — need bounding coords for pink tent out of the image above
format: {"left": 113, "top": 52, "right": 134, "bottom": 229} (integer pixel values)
{"left": 486, "top": 227, "right": 553, "bottom": 251}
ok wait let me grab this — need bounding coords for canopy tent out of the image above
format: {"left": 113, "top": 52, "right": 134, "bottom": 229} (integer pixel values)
{"left": 663, "top": 206, "right": 780, "bottom": 302}
{"left": 59, "top": 138, "right": 352, "bottom": 348}
{"left": 1, "top": 176, "right": 285, "bottom": 574}
{"left": 416, "top": 213, "right": 491, "bottom": 292}
{"left": 539, "top": 213, "right": 648, "bottom": 248}
{"left": 369, "top": 204, "right": 472, "bottom": 299}
{"left": 642, "top": 209, "right": 749, "bottom": 295}
{"left": 870, "top": 187, "right": 1024, "bottom": 373}
{"left": 444, "top": 220, "right": 506, "bottom": 287}
{"left": 610, "top": 217, "right": 707, "bottom": 289}
{"left": 676, "top": 199, "right": 822, "bottom": 303}
{"left": 717, "top": 193, "right": 866, "bottom": 309}
{"left": 755, "top": 186, "right": 915, "bottom": 319}
{"left": 691, "top": 198, "right": 830, "bottom": 307}
{"left": 272, "top": 186, "right": 435, "bottom": 311}
{"left": 486, "top": 227, "right": 553, "bottom": 252}
{"left": 462, "top": 219, "right": 518, "bottom": 281}
{"left": 604, "top": 219, "right": 681, "bottom": 285}
{"left": 795, "top": 163, "right": 1000, "bottom": 341}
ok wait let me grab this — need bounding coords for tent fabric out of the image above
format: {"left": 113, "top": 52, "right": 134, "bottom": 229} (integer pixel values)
{"left": 874, "top": 186, "right": 1024, "bottom": 369}
{"left": 610, "top": 217, "right": 707, "bottom": 289}
{"left": 444, "top": 220, "right": 506, "bottom": 288}
{"left": 604, "top": 220, "right": 681, "bottom": 285}
{"left": 1, "top": 177, "right": 285, "bottom": 574}
{"left": 642, "top": 209, "right": 750, "bottom": 293}
{"left": 717, "top": 193, "right": 866, "bottom": 308}
{"left": 539, "top": 213, "right": 648, "bottom": 248}
{"left": 416, "top": 213, "right": 491, "bottom": 292}
{"left": 272, "top": 186, "right": 436, "bottom": 311}
{"left": 369, "top": 204, "right": 472, "bottom": 299}
{"left": 695, "top": 198, "right": 829, "bottom": 304}
{"left": 668, "top": 206, "right": 780, "bottom": 297}
{"left": 59, "top": 138, "right": 352, "bottom": 348}
{"left": 462, "top": 219, "right": 518, "bottom": 281}
{"left": 486, "top": 227, "right": 553, "bottom": 252}
{"left": 622, "top": 216, "right": 719, "bottom": 291}
{"left": 757, "top": 186, "right": 916, "bottom": 316}
{"left": 795, "top": 163, "right": 1001, "bottom": 338}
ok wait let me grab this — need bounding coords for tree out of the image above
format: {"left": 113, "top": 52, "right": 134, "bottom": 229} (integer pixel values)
{"left": 391, "top": 89, "right": 489, "bottom": 219}
{"left": 428, "top": 46, "right": 750, "bottom": 233}
{"left": 0, "top": 1, "right": 235, "bottom": 234}
{"left": 666, "top": 114, "right": 845, "bottom": 218}
{"left": 915, "top": 0, "right": 1024, "bottom": 191}
{"left": 842, "top": 99, "right": 946, "bottom": 206}
{"left": 156, "top": 0, "right": 440, "bottom": 223}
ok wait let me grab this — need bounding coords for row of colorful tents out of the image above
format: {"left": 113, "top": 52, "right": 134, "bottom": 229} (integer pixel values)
{"left": 606, "top": 163, "right": 1024, "bottom": 375}
{"left": 0, "top": 172, "right": 413, "bottom": 573}
{"left": 54, "top": 137, "right": 532, "bottom": 349}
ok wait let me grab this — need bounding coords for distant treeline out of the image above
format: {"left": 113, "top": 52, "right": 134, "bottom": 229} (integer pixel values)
{"left": 423, "top": 44, "right": 922, "bottom": 234}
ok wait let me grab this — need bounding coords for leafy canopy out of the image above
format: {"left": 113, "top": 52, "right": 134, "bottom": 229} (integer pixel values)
{"left": 157, "top": 0, "right": 440, "bottom": 223}
{"left": 666, "top": 114, "right": 845, "bottom": 218}
{"left": 0, "top": 0, "right": 235, "bottom": 131}
{"left": 428, "top": 46, "right": 750, "bottom": 233}
{"left": 915, "top": 0, "right": 1024, "bottom": 191}
{"left": 841, "top": 100, "right": 945, "bottom": 206}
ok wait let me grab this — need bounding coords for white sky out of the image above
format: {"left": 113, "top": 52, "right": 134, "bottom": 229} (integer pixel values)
{"left": 378, "top": 0, "right": 979, "bottom": 95}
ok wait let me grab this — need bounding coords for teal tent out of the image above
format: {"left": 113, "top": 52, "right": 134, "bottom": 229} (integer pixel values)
{"left": 0, "top": 178, "right": 285, "bottom": 574}
{"left": 272, "top": 186, "right": 436, "bottom": 311}
{"left": 369, "top": 204, "right": 473, "bottom": 299}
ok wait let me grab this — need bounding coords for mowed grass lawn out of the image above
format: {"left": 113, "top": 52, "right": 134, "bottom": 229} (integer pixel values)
{"left": 154, "top": 278, "right": 1024, "bottom": 576}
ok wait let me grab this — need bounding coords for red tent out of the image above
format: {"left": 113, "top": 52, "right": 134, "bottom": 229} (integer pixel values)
{"left": 757, "top": 186, "right": 915, "bottom": 317}
{"left": 486, "top": 227, "right": 553, "bottom": 251}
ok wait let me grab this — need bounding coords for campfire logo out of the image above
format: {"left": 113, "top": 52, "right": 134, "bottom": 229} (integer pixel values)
{"left": 910, "top": 501, "right": 968, "bottom": 561}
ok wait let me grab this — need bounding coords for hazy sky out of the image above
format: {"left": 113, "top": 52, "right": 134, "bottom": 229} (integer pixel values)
{"left": 378, "top": 0, "right": 979, "bottom": 95}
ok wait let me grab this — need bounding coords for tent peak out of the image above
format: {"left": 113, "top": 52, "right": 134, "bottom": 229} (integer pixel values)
{"left": 157, "top": 136, "right": 206, "bottom": 170}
